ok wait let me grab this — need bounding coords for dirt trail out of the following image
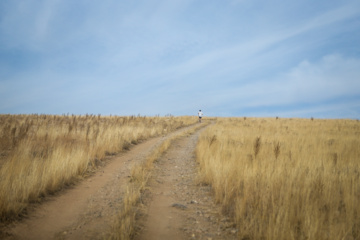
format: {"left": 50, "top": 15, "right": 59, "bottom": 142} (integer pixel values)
{"left": 135, "top": 125, "right": 237, "bottom": 240}
{"left": 2, "top": 124, "right": 198, "bottom": 240}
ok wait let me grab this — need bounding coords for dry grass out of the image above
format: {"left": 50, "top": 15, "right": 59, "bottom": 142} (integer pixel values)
{"left": 196, "top": 117, "right": 360, "bottom": 240}
{"left": 108, "top": 122, "right": 209, "bottom": 240}
{"left": 0, "top": 114, "right": 197, "bottom": 220}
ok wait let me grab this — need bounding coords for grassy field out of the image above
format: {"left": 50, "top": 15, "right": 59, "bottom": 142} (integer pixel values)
{"left": 0, "top": 114, "right": 197, "bottom": 220}
{"left": 196, "top": 117, "right": 360, "bottom": 240}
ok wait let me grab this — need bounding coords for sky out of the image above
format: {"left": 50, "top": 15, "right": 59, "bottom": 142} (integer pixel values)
{"left": 1, "top": 0, "right": 360, "bottom": 118}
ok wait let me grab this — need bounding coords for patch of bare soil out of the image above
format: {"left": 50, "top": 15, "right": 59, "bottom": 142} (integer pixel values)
{"left": 135, "top": 126, "right": 238, "bottom": 240}
{"left": 1, "top": 124, "right": 197, "bottom": 240}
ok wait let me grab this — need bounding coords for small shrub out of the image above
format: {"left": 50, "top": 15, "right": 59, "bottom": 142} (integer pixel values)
{"left": 253, "top": 136, "right": 261, "bottom": 159}
{"left": 274, "top": 141, "right": 280, "bottom": 159}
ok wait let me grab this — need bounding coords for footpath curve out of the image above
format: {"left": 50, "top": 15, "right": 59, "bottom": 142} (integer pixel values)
{"left": 3, "top": 123, "right": 200, "bottom": 240}
{"left": 134, "top": 123, "right": 237, "bottom": 240}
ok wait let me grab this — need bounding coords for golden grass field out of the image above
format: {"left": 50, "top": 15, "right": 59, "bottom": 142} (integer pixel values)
{"left": 0, "top": 114, "right": 197, "bottom": 220}
{"left": 196, "top": 117, "right": 360, "bottom": 240}
{"left": 1, "top": 114, "right": 359, "bottom": 240}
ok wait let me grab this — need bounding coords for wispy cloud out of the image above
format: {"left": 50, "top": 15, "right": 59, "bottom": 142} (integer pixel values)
{"left": 201, "top": 54, "right": 360, "bottom": 117}
{"left": 0, "top": 0, "right": 359, "bottom": 117}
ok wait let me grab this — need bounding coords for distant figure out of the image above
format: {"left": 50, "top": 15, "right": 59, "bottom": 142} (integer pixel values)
{"left": 198, "top": 110, "right": 203, "bottom": 123}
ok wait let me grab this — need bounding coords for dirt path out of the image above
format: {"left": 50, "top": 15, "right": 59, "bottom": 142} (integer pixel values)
{"left": 134, "top": 126, "right": 238, "bottom": 240}
{"left": 1, "top": 124, "right": 199, "bottom": 240}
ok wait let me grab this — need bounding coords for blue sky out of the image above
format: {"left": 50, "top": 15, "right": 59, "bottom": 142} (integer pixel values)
{"left": 1, "top": 0, "right": 360, "bottom": 118}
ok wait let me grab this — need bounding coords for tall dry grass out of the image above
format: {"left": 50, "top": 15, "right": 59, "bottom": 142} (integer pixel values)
{"left": 196, "top": 117, "right": 360, "bottom": 240}
{"left": 0, "top": 114, "right": 197, "bottom": 220}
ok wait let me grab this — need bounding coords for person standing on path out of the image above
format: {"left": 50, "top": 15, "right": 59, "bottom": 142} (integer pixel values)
{"left": 198, "top": 110, "right": 203, "bottom": 123}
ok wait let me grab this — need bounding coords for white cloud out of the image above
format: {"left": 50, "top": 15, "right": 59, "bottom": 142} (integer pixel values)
{"left": 224, "top": 54, "right": 360, "bottom": 109}
{"left": 281, "top": 54, "right": 360, "bottom": 102}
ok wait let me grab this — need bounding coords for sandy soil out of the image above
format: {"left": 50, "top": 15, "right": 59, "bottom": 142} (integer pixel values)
{"left": 135, "top": 125, "right": 237, "bottom": 240}
{"left": 1, "top": 122, "right": 238, "bottom": 240}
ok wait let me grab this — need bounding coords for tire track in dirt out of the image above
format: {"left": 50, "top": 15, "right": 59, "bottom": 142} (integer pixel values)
{"left": 135, "top": 124, "right": 238, "bottom": 240}
{"left": 1, "top": 124, "right": 199, "bottom": 240}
